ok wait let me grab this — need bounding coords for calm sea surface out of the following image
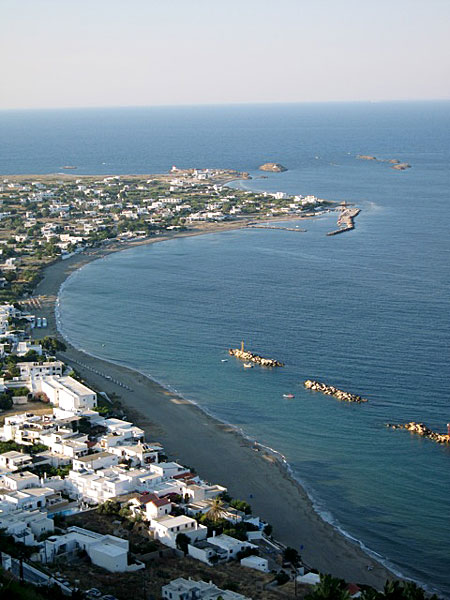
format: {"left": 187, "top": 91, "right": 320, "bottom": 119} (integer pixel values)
{"left": 1, "top": 103, "right": 449, "bottom": 596}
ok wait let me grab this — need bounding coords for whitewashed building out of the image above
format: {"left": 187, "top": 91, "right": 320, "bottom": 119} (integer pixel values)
{"left": 18, "top": 361, "right": 64, "bottom": 380}
{"left": 36, "top": 376, "right": 97, "bottom": 412}
{"left": 162, "top": 578, "right": 250, "bottom": 600}
{"left": 41, "top": 526, "right": 144, "bottom": 573}
{"left": 150, "top": 514, "right": 207, "bottom": 549}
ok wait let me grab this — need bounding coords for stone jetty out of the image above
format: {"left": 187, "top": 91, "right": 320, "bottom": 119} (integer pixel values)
{"left": 386, "top": 422, "right": 450, "bottom": 444}
{"left": 245, "top": 225, "right": 307, "bottom": 232}
{"left": 229, "top": 342, "right": 284, "bottom": 367}
{"left": 303, "top": 380, "right": 368, "bottom": 403}
{"left": 327, "top": 206, "right": 361, "bottom": 236}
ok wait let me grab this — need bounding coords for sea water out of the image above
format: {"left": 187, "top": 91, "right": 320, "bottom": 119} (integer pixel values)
{"left": 2, "top": 102, "right": 449, "bottom": 596}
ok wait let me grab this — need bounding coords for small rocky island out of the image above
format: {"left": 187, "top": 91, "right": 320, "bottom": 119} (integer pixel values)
{"left": 229, "top": 341, "right": 284, "bottom": 367}
{"left": 258, "top": 163, "right": 288, "bottom": 172}
{"left": 386, "top": 422, "right": 450, "bottom": 444}
{"left": 304, "top": 380, "right": 368, "bottom": 403}
{"left": 391, "top": 162, "right": 411, "bottom": 171}
{"left": 357, "top": 155, "right": 412, "bottom": 170}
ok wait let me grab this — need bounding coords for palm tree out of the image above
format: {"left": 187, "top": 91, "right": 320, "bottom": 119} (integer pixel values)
{"left": 305, "top": 574, "right": 351, "bottom": 600}
{"left": 206, "top": 497, "right": 226, "bottom": 522}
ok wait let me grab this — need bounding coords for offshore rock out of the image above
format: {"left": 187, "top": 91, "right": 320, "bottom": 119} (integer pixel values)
{"left": 303, "top": 380, "right": 368, "bottom": 403}
{"left": 391, "top": 162, "right": 411, "bottom": 170}
{"left": 258, "top": 163, "right": 288, "bottom": 172}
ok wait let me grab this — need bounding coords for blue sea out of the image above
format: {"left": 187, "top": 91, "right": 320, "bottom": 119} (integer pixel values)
{"left": 1, "top": 102, "right": 450, "bottom": 597}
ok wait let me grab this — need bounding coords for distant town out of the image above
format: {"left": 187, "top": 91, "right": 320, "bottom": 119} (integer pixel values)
{"left": 0, "top": 167, "right": 332, "bottom": 302}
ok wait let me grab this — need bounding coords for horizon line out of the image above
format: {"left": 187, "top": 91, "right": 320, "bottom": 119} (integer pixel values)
{"left": 1, "top": 98, "right": 450, "bottom": 113}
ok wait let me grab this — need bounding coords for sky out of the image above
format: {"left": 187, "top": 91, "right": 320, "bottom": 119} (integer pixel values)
{"left": 1, "top": 0, "right": 450, "bottom": 110}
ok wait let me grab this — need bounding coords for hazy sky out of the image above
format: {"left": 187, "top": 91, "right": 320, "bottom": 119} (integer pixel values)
{"left": 2, "top": 0, "right": 450, "bottom": 109}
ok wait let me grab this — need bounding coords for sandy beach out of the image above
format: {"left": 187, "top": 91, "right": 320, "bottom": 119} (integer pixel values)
{"left": 31, "top": 224, "right": 397, "bottom": 590}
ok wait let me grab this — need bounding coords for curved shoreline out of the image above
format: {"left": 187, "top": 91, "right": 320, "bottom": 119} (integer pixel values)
{"left": 33, "top": 226, "right": 404, "bottom": 591}
{"left": 55, "top": 299, "right": 399, "bottom": 578}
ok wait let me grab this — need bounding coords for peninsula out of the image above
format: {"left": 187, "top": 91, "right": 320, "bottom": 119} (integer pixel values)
{"left": 0, "top": 168, "right": 337, "bottom": 301}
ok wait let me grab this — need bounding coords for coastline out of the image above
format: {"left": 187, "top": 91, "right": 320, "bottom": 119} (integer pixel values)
{"left": 32, "top": 223, "right": 398, "bottom": 590}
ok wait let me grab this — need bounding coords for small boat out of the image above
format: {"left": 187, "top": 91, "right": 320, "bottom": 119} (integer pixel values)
{"left": 283, "top": 393, "right": 295, "bottom": 399}
{"left": 221, "top": 359, "right": 228, "bottom": 362}
{"left": 62, "top": 165, "right": 77, "bottom": 170}
{"left": 243, "top": 363, "right": 254, "bottom": 368}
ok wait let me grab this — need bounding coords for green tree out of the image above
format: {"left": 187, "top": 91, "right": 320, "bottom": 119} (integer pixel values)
{"left": 283, "top": 546, "right": 301, "bottom": 567}
{"left": 275, "top": 571, "right": 290, "bottom": 586}
{"left": 176, "top": 532, "right": 190, "bottom": 555}
{"left": 0, "top": 393, "right": 13, "bottom": 410}
{"left": 229, "top": 499, "right": 252, "bottom": 515}
{"left": 363, "top": 580, "right": 439, "bottom": 600}
{"left": 40, "top": 336, "right": 66, "bottom": 353}
{"left": 97, "top": 500, "right": 121, "bottom": 515}
{"left": 206, "top": 497, "right": 226, "bottom": 523}
{"left": 305, "top": 574, "right": 351, "bottom": 600}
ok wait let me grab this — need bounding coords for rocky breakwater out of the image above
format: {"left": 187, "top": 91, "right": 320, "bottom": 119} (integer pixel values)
{"left": 304, "top": 380, "right": 368, "bottom": 403}
{"left": 258, "top": 163, "right": 288, "bottom": 172}
{"left": 327, "top": 206, "right": 361, "bottom": 236}
{"left": 229, "top": 347, "right": 284, "bottom": 367}
{"left": 386, "top": 422, "right": 450, "bottom": 444}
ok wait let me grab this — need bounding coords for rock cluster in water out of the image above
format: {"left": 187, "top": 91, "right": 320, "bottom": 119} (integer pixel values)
{"left": 258, "top": 163, "right": 288, "bottom": 172}
{"left": 391, "top": 162, "right": 411, "bottom": 171}
{"left": 303, "top": 380, "right": 368, "bottom": 403}
{"left": 386, "top": 422, "right": 450, "bottom": 444}
{"left": 356, "top": 155, "right": 412, "bottom": 170}
{"left": 229, "top": 348, "right": 284, "bottom": 367}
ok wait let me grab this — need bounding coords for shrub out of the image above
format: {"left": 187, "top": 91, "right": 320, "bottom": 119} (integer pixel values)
{"left": 275, "top": 571, "right": 290, "bottom": 586}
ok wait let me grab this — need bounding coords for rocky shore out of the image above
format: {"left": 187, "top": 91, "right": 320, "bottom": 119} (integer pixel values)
{"left": 229, "top": 346, "right": 284, "bottom": 367}
{"left": 304, "top": 380, "right": 368, "bottom": 403}
{"left": 386, "top": 422, "right": 450, "bottom": 444}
